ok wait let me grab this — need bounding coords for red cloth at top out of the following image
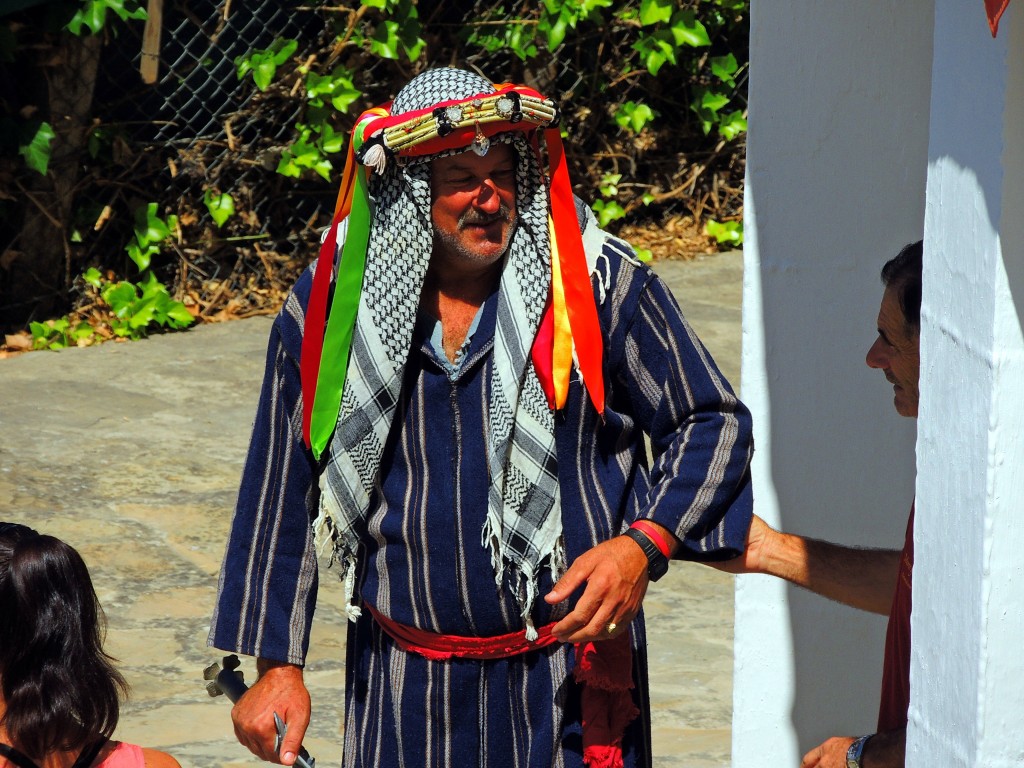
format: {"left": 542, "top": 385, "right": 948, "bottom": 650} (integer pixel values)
{"left": 986, "top": 0, "right": 1011, "bottom": 36}
{"left": 877, "top": 504, "right": 915, "bottom": 732}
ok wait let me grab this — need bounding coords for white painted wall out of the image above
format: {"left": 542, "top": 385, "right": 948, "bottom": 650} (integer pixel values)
{"left": 736, "top": 2, "right": 933, "bottom": 764}
{"left": 912, "top": 3, "right": 1024, "bottom": 766}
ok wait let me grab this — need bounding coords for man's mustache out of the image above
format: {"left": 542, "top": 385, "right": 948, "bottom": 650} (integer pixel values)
{"left": 459, "top": 203, "right": 514, "bottom": 228}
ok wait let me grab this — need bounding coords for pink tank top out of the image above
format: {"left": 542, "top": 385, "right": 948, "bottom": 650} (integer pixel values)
{"left": 97, "top": 743, "right": 145, "bottom": 768}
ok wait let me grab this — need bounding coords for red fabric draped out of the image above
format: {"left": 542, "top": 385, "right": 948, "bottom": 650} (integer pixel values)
{"left": 986, "top": 0, "right": 1010, "bottom": 36}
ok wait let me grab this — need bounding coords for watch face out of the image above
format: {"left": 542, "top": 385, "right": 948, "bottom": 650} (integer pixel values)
{"left": 648, "top": 556, "right": 669, "bottom": 582}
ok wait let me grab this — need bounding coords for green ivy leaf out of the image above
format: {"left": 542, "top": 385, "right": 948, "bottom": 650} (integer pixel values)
{"left": 66, "top": 2, "right": 108, "bottom": 35}
{"left": 318, "top": 124, "right": 345, "bottom": 155}
{"left": 253, "top": 55, "right": 277, "bottom": 91}
{"left": 403, "top": 34, "right": 425, "bottom": 61}
{"left": 127, "top": 296, "right": 159, "bottom": 329}
{"left": 632, "top": 33, "right": 677, "bottom": 75}
{"left": 592, "top": 199, "right": 625, "bottom": 228}
{"left": 29, "top": 321, "right": 52, "bottom": 347}
{"left": 203, "top": 189, "right": 236, "bottom": 228}
{"left": 361, "top": 0, "right": 388, "bottom": 8}
{"left": 277, "top": 137, "right": 333, "bottom": 180}
{"left": 136, "top": 269, "right": 168, "bottom": 298}
{"left": 614, "top": 101, "right": 656, "bottom": 133}
{"left": 236, "top": 39, "right": 297, "bottom": 90}
{"left": 126, "top": 242, "right": 158, "bottom": 272}
{"left": 369, "top": 20, "right": 401, "bottom": 59}
{"left": 276, "top": 153, "right": 301, "bottom": 179}
{"left": 639, "top": 0, "right": 673, "bottom": 26}
{"left": 706, "top": 219, "right": 744, "bottom": 245}
{"left": 83, "top": 267, "right": 103, "bottom": 288}
{"left": 19, "top": 122, "right": 54, "bottom": 176}
{"left": 66, "top": 0, "right": 147, "bottom": 35}
{"left": 135, "top": 202, "right": 171, "bottom": 246}
{"left": 718, "top": 110, "right": 747, "bottom": 141}
{"left": 669, "top": 10, "right": 711, "bottom": 47}
{"left": 165, "top": 302, "right": 195, "bottom": 327}
{"left": 599, "top": 173, "right": 622, "bottom": 198}
{"left": 71, "top": 323, "right": 96, "bottom": 342}
{"left": 102, "top": 281, "right": 139, "bottom": 316}
{"left": 711, "top": 53, "right": 739, "bottom": 86}
{"left": 540, "top": 15, "right": 568, "bottom": 50}
{"left": 271, "top": 38, "right": 298, "bottom": 65}
{"left": 701, "top": 89, "right": 731, "bottom": 113}
{"left": 306, "top": 68, "right": 363, "bottom": 114}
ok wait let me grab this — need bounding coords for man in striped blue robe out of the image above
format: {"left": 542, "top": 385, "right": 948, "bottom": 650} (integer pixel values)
{"left": 209, "top": 68, "right": 754, "bottom": 768}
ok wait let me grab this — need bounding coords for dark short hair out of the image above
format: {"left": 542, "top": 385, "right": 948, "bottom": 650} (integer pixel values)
{"left": 880, "top": 240, "right": 923, "bottom": 331}
{"left": 0, "top": 523, "right": 128, "bottom": 757}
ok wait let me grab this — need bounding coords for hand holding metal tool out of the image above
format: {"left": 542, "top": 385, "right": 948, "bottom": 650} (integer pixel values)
{"left": 203, "top": 654, "right": 316, "bottom": 768}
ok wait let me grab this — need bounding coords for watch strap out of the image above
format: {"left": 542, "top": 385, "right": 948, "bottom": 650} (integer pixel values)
{"left": 629, "top": 520, "right": 671, "bottom": 557}
{"left": 846, "top": 734, "right": 871, "bottom": 768}
{"left": 623, "top": 528, "right": 669, "bottom": 581}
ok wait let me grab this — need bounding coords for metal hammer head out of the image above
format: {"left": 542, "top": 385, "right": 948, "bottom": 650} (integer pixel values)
{"left": 203, "top": 653, "right": 243, "bottom": 698}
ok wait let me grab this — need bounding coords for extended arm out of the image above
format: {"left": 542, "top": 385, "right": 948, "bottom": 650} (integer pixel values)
{"left": 715, "top": 515, "right": 900, "bottom": 615}
{"left": 209, "top": 278, "right": 320, "bottom": 664}
{"left": 547, "top": 260, "right": 753, "bottom": 641}
{"left": 800, "top": 728, "right": 905, "bottom": 768}
{"left": 208, "top": 276, "right": 322, "bottom": 759}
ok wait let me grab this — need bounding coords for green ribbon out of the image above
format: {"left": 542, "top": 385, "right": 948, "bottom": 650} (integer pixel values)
{"left": 308, "top": 126, "right": 374, "bottom": 459}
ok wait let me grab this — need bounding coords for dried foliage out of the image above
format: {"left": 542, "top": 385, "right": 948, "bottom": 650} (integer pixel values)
{"left": 0, "top": 0, "right": 747, "bottom": 339}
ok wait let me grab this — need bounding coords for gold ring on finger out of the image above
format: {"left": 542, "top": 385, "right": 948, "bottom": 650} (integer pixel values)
{"left": 605, "top": 622, "right": 617, "bottom": 636}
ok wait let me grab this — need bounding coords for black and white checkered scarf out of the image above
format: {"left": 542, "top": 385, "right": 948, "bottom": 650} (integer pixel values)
{"left": 318, "top": 69, "right": 566, "bottom": 636}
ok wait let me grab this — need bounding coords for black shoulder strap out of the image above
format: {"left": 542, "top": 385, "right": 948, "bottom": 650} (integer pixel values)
{"left": 0, "top": 743, "right": 41, "bottom": 768}
{"left": 70, "top": 737, "right": 109, "bottom": 768}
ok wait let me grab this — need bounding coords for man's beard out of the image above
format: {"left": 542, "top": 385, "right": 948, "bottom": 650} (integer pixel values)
{"left": 433, "top": 202, "right": 517, "bottom": 264}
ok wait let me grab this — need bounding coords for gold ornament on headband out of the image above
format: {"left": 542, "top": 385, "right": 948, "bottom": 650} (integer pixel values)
{"left": 379, "top": 91, "right": 558, "bottom": 155}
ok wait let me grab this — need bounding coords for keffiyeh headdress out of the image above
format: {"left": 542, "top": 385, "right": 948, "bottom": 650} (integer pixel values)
{"left": 302, "top": 69, "right": 604, "bottom": 635}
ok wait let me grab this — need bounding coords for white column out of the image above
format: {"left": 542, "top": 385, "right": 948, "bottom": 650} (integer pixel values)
{"left": 912, "top": 4, "right": 1023, "bottom": 766}
{"left": 736, "top": 1, "right": 933, "bottom": 764}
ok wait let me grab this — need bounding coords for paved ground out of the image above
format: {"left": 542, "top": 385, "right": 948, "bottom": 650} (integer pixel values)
{"left": 0, "top": 250, "right": 742, "bottom": 768}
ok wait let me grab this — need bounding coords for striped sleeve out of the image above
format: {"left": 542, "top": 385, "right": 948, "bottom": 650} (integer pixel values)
{"left": 208, "top": 270, "right": 320, "bottom": 665}
{"left": 616, "top": 261, "right": 754, "bottom": 559}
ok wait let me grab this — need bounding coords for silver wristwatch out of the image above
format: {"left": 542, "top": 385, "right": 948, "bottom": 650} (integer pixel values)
{"left": 846, "top": 735, "right": 871, "bottom": 768}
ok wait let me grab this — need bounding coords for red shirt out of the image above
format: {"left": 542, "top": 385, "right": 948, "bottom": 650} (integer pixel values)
{"left": 877, "top": 505, "right": 915, "bottom": 731}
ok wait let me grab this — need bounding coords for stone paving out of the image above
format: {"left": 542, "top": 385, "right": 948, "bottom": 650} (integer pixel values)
{"left": 0, "top": 251, "right": 742, "bottom": 768}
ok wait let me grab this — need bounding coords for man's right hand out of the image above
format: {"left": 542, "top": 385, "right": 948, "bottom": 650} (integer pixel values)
{"left": 231, "top": 659, "right": 310, "bottom": 766}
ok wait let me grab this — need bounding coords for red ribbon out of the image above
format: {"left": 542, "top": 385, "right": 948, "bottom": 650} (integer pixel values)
{"left": 986, "top": 0, "right": 1010, "bottom": 36}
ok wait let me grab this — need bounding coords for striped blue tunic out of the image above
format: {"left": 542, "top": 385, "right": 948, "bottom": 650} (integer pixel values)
{"left": 210, "top": 238, "right": 754, "bottom": 767}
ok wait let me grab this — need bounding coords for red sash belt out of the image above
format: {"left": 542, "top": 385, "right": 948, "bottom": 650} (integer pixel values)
{"left": 366, "top": 602, "right": 559, "bottom": 661}
{"left": 365, "top": 602, "right": 639, "bottom": 768}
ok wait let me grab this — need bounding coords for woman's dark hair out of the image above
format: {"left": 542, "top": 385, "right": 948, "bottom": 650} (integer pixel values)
{"left": 0, "top": 523, "right": 128, "bottom": 758}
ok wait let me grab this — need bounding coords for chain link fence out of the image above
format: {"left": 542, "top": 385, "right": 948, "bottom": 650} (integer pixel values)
{"left": 1, "top": 0, "right": 746, "bottom": 332}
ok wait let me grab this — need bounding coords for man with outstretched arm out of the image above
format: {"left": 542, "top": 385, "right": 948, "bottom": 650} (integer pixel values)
{"left": 717, "top": 240, "right": 922, "bottom": 768}
{"left": 209, "top": 68, "right": 754, "bottom": 768}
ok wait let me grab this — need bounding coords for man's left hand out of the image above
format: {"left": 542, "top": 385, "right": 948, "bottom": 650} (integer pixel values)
{"left": 544, "top": 535, "right": 649, "bottom": 643}
{"left": 800, "top": 736, "right": 855, "bottom": 768}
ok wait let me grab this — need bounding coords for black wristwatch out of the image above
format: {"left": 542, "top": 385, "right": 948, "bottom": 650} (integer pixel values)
{"left": 623, "top": 528, "right": 669, "bottom": 581}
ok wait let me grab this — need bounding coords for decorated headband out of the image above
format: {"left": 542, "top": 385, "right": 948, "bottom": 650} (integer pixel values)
{"left": 300, "top": 83, "right": 605, "bottom": 459}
